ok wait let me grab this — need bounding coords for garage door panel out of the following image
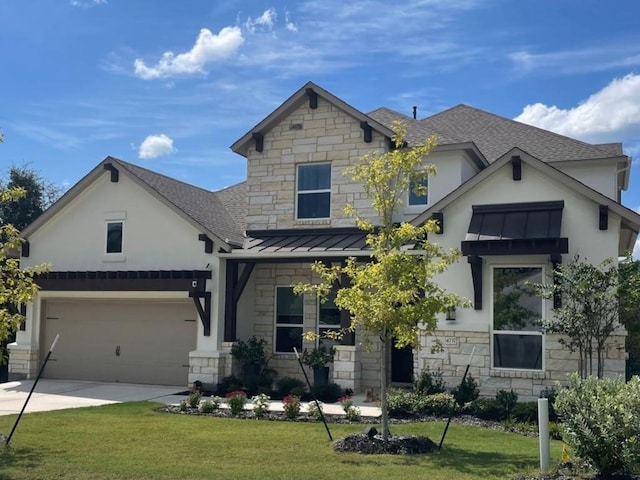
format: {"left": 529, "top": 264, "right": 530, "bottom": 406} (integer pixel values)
{"left": 41, "top": 299, "right": 196, "bottom": 385}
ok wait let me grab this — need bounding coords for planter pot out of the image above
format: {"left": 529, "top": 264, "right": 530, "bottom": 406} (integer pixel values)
{"left": 312, "top": 366, "right": 330, "bottom": 388}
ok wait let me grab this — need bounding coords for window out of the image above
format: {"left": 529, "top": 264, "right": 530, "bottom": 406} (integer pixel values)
{"left": 408, "top": 177, "right": 428, "bottom": 206}
{"left": 492, "top": 267, "right": 543, "bottom": 370}
{"left": 275, "top": 286, "right": 303, "bottom": 353}
{"left": 318, "top": 289, "right": 341, "bottom": 348}
{"left": 106, "top": 221, "right": 123, "bottom": 254}
{"left": 297, "top": 164, "right": 331, "bottom": 219}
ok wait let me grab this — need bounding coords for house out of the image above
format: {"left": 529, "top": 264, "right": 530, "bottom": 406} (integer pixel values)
{"left": 9, "top": 82, "right": 640, "bottom": 400}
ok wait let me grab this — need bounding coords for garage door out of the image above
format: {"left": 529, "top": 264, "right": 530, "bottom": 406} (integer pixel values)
{"left": 40, "top": 299, "right": 197, "bottom": 385}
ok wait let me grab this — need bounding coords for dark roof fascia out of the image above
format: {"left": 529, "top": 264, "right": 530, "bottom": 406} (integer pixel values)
{"left": 472, "top": 201, "right": 564, "bottom": 214}
{"left": 230, "top": 81, "right": 395, "bottom": 157}
{"left": 246, "top": 227, "right": 364, "bottom": 237}
{"left": 431, "top": 141, "right": 489, "bottom": 169}
{"left": 460, "top": 238, "right": 569, "bottom": 257}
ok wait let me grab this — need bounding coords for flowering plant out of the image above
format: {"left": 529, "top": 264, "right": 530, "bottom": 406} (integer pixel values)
{"left": 307, "top": 400, "right": 324, "bottom": 420}
{"left": 338, "top": 395, "right": 361, "bottom": 421}
{"left": 282, "top": 395, "right": 301, "bottom": 419}
{"left": 251, "top": 393, "right": 271, "bottom": 418}
{"left": 226, "top": 390, "right": 247, "bottom": 416}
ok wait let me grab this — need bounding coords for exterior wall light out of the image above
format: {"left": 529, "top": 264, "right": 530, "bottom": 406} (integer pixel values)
{"left": 446, "top": 308, "right": 456, "bottom": 321}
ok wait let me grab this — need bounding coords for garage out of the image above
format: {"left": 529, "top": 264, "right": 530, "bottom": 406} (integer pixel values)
{"left": 40, "top": 299, "right": 197, "bottom": 385}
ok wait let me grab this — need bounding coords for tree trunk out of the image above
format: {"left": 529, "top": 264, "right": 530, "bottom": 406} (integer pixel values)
{"left": 380, "top": 327, "right": 390, "bottom": 441}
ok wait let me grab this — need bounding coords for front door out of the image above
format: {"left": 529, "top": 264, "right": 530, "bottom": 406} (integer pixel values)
{"left": 391, "top": 343, "right": 413, "bottom": 384}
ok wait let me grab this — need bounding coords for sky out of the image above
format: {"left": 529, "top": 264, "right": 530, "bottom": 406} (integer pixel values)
{"left": 0, "top": 0, "right": 639, "bottom": 255}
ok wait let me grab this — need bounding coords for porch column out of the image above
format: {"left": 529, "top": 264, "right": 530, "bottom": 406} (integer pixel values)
{"left": 333, "top": 345, "right": 361, "bottom": 392}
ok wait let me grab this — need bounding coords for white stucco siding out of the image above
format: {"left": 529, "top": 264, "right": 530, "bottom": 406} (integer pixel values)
{"left": 23, "top": 172, "right": 214, "bottom": 271}
{"left": 556, "top": 162, "right": 618, "bottom": 200}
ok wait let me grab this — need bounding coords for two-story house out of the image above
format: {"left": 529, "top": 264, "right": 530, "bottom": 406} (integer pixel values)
{"left": 9, "top": 81, "right": 640, "bottom": 399}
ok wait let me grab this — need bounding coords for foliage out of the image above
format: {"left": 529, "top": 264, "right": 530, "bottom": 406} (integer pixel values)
{"left": 251, "top": 393, "right": 271, "bottom": 418}
{"left": 294, "top": 122, "right": 468, "bottom": 440}
{"left": 387, "top": 389, "right": 459, "bottom": 418}
{"left": 510, "top": 401, "right": 538, "bottom": 423}
{"left": 338, "top": 395, "right": 361, "bottom": 421}
{"left": 188, "top": 392, "right": 201, "bottom": 408}
{"left": 300, "top": 345, "right": 335, "bottom": 368}
{"left": 231, "top": 336, "right": 268, "bottom": 366}
{"left": 306, "top": 400, "right": 324, "bottom": 420}
{"left": 451, "top": 374, "right": 479, "bottom": 406}
{"left": 463, "top": 398, "right": 504, "bottom": 421}
{"left": 282, "top": 395, "right": 301, "bottom": 419}
{"left": 218, "top": 375, "right": 243, "bottom": 394}
{"left": 539, "top": 386, "right": 559, "bottom": 422}
{"left": 225, "top": 391, "right": 247, "bottom": 416}
{"left": 413, "top": 367, "right": 446, "bottom": 395}
{"left": 554, "top": 374, "right": 640, "bottom": 476}
{"left": 310, "top": 382, "right": 342, "bottom": 402}
{"left": 199, "top": 398, "right": 219, "bottom": 414}
{"left": 275, "top": 376, "right": 306, "bottom": 398}
{"left": 179, "top": 399, "right": 188, "bottom": 412}
{"left": 619, "top": 256, "right": 640, "bottom": 362}
{"left": 495, "top": 389, "right": 518, "bottom": 419}
{"left": 243, "top": 372, "right": 274, "bottom": 396}
{"left": 533, "top": 255, "right": 621, "bottom": 378}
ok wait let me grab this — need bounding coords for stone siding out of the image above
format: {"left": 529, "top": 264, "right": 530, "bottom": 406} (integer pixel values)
{"left": 7, "top": 344, "right": 39, "bottom": 379}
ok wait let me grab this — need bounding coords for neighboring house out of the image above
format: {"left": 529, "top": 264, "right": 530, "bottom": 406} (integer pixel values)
{"left": 9, "top": 81, "right": 640, "bottom": 400}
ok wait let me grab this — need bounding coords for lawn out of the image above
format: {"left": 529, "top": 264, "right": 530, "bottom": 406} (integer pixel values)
{"left": 0, "top": 402, "right": 562, "bottom": 480}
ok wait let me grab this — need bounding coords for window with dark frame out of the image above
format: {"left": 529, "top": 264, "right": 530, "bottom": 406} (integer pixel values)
{"left": 492, "top": 267, "right": 543, "bottom": 370}
{"left": 318, "top": 289, "right": 341, "bottom": 348}
{"left": 408, "top": 177, "right": 428, "bottom": 206}
{"left": 106, "top": 221, "right": 123, "bottom": 254}
{"left": 296, "top": 163, "right": 331, "bottom": 219}
{"left": 275, "top": 286, "right": 304, "bottom": 353}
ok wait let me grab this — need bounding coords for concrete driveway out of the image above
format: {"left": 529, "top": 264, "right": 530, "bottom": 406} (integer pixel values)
{"left": 0, "top": 379, "right": 186, "bottom": 416}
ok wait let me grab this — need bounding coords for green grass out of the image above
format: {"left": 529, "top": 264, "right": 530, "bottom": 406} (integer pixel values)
{"left": 0, "top": 402, "right": 562, "bottom": 480}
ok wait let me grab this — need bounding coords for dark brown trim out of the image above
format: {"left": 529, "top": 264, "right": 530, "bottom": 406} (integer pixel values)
{"left": 431, "top": 212, "right": 444, "bottom": 234}
{"left": 305, "top": 87, "right": 318, "bottom": 109}
{"left": 189, "top": 279, "right": 211, "bottom": 336}
{"left": 550, "top": 253, "right": 562, "bottom": 309}
{"left": 103, "top": 163, "right": 119, "bottom": 182}
{"left": 339, "top": 271, "right": 355, "bottom": 345}
{"left": 252, "top": 132, "right": 264, "bottom": 153}
{"left": 35, "top": 270, "right": 211, "bottom": 291}
{"left": 247, "top": 227, "right": 364, "bottom": 237}
{"left": 198, "top": 234, "right": 213, "bottom": 254}
{"left": 512, "top": 155, "right": 522, "bottom": 181}
{"left": 19, "top": 304, "right": 26, "bottom": 331}
{"left": 468, "top": 255, "right": 483, "bottom": 310}
{"left": 21, "top": 241, "right": 30, "bottom": 258}
{"left": 360, "top": 121, "right": 372, "bottom": 143}
{"left": 472, "top": 200, "right": 564, "bottom": 214}
{"left": 224, "top": 261, "right": 238, "bottom": 342}
{"left": 461, "top": 238, "right": 569, "bottom": 256}
{"left": 599, "top": 205, "right": 609, "bottom": 230}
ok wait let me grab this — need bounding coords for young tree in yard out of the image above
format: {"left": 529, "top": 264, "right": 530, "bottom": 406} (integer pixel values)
{"left": 534, "top": 255, "right": 621, "bottom": 378}
{"left": 295, "top": 122, "right": 468, "bottom": 440}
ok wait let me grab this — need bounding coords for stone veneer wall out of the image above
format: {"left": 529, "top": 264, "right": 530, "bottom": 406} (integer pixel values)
{"left": 6, "top": 344, "right": 38, "bottom": 380}
{"left": 417, "top": 330, "right": 627, "bottom": 401}
{"left": 244, "top": 97, "right": 388, "bottom": 231}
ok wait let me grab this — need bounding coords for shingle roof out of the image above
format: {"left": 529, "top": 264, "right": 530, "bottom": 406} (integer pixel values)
{"left": 112, "top": 158, "right": 244, "bottom": 246}
{"left": 417, "top": 104, "right": 620, "bottom": 163}
{"left": 216, "top": 181, "right": 247, "bottom": 234}
{"left": 367, "top": 107, "right": 463, "bottom": 146}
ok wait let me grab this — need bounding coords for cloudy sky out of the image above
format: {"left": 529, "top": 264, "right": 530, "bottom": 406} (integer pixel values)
{"left": 1, "top": 0, "right": 639, "bottom": 255}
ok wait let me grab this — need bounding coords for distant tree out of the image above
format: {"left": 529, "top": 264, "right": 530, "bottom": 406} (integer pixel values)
{"left": 295, "top": 122, "right": 468, "bottom": 440}
{"left": 534, "top": 255, "right": 621, "bottom": 378}
{"left": 0, "top": 164, "right": 60, "bottom": 231}
{"left": 619, "top": 256, "right": 640, "bottom": 363}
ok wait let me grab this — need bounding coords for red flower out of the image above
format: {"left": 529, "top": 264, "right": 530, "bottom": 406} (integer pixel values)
{"left": 225, "top": 390, "right": 246, "bottom": 398}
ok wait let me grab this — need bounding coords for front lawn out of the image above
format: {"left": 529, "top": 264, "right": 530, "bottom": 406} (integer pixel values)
{"left": 0, "top": 402, "right": 561, "bottom": 480}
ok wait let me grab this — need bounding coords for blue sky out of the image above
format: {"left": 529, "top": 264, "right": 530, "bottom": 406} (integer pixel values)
{"left": 1, "top": 0, "right": 639, "bottom": 253}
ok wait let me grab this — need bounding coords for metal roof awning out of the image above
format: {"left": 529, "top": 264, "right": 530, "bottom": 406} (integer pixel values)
{"left": 461, "top": 201, "right": 569, "bottom": 256}
{"left": 238, "top": 228, "right": 370, "bottom": 256}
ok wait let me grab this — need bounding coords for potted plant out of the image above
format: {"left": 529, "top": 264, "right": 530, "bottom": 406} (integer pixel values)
{"left": 231, "top": 336, "right": 267, "bottom": 381}
{"left": 301, "top": 345, "right": 336, "bottom": 387}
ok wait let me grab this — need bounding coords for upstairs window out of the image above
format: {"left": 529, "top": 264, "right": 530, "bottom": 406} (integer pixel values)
{"left": 297, "top": 164, "right": 331, "bottom": 219}
{"left": 408, "top": 177, "right": 428, "bottom": 206}
{"left": 106, "top": 221, "right": 123, "bottom": 254}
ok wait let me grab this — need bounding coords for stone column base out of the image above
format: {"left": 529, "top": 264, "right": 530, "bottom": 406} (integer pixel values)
{"left": 188, "top": 350, "right": 231, "bottom": 390}
{"left": 333, "top": 345, "right": 361, "bottom": 392}
{"left": 7, "top": 343, "right": 39, "bottom": 379}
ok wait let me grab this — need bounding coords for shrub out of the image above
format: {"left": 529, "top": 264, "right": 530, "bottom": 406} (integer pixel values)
{"left": 200, "top": 399, "right": 218, "bottom": 413}
{"left": 464, "top": 398, "right": 504, "bottom": 421}
{"left": 496, "top": 389, "right": 518, "bottom": 419}
{"left": 275, "top": 376, "right": 306, "bottom": 398}
{"left": 226, "top": 390, "right": 247, "bottom": 416}
{"left": 413, "top": 367, "right": 446, "bottom": 395}
{"left": 339, "top": 395, "right": 361, "bottom": 421}
{"left": 387, "top": 389, "right": 418, "bottom": 418}
{"left": 179, "top": 399, "right": 188, "bottom": 412}
{"left": 554, "top": 374, "right": 640, "bottom": 476}
{"left": 451, "top": 374, "right": 479, "bottom": 406}
{"left": 307, "top": 400, "right": 324, "bottom": 420}
{"left": 310, "top": 382, "right": 342, "bottom": 402}
{"left": 251, "top": 393, "right": 271, "bottom": 418}
{"left": 387, "top": 390, "right": 458, "bottom": 417}
{"left": 219, "top": 375, "right": 243, "bottom": 395}
{"left": 188, "top": 392, "right": 202, "bottom": 408}
{"left": 283, "top": 395, "right": 301, "bottom": 420}
{"left": 540, "top": 386, "right": 559, "bottom": 422}
{"left": 511, "top": 401, "right": 538, "bottom": 423}
{"left": 419, "top": 392, "right": 459, "bottom": 416}
{"left": 244, "top": 372, "right": 274, "bottom": 396}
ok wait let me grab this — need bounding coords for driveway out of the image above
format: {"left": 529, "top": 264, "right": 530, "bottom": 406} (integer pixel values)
{"left": 0, "top": 379, "right": 186, "bottom": 416}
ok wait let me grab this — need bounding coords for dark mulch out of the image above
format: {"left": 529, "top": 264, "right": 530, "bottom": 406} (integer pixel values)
{"left": 333, "top": 433, "right": 437, "bottom": 455}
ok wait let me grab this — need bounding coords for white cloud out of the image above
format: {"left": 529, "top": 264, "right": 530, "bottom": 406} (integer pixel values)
{"left": 134, "top": 27, "right": 244, "bottom": 80}
{"left": 245, "top": 8, "right": 277, "bottom": 33}
{"left": 70, "top": 0, "right": 107, "bottom": 7}
{"left": 514, "top": 74, "right": 640, "bottom": 143}
{"left": 285, "top": 11, "right": 297, "bottom": 32}
{"left": 138, "top": 134, "right": 176, "bottom": 159}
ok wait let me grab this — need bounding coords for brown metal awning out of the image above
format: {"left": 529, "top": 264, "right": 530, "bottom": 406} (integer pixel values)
{"left": 242, "top": 228, "right": 369, "bottom": 254}
{"left": 461, "top": 201, "right": 569, "bottom": 256}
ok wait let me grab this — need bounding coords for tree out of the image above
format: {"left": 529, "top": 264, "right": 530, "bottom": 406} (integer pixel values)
{"left": 619, "top": 256, "right": 640, "bottom": 368}
{"left": 295, "top": 122, "right": 468, "bottom": 440}
{"left": 534, "top": 255, "right": 621, "bottom": 378}
{"left": 0, "top": 164, "right": 60, "bottom": 231}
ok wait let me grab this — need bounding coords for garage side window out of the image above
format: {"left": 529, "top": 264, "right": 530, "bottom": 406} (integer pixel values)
{"left": 275, "top": 286, "right": 303, "bottom": 354}
{"left": 106, "top": 221, "right": 123, "bottom": 254}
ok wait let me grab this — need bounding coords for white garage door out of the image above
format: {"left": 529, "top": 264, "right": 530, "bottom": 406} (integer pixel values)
{"left": 41, "top": 299, "right": 197, "bottom": 385}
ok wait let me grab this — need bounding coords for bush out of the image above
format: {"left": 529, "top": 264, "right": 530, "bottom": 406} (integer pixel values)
{"left": 511, "top": 401, "right": 538, "bottom": 423}
{"left": 496, "top": 389, "right": 518, "bottom": 419}
{"left": 218, "top": 375, "right": 243, "bottom": 395}
{"left": 420, "top": 392, "right": 459, "bottom": 416}
{"left": 244, "top": 372, "right": 274, "bottom": 396}
{"left": 200, "top": 399, "right": 218, "bottom": 413}
{"left": 306, "top": 400, "right": 324, "bottom": 420}
{"left": 387, "top": 389, "right": 458, "bottom": 417}
{"left": 554, "top": 374, "right": 640, "bottom": 476}
{"left": 464, "top": 398, "right": 505, "bottom": 421}
{"left": 251, "top": 393, "right": 270, "bottom": 418}
{"left": 413, "top": 368, "right": 446, "bottom": 395}
{"left": 451, "top": 374, "right": 479, "bottom": 406}
{"left": 310, "top": 382, "right": 342, "bottom": 402}
{"left": 188, "top": 392, "right": 202, "bottom": 408}
{"left": 282, "top": 395, "right": 301, "bottom": 420}
{"left": 540, "top": 386, "right": 559, "bottom": 422}
{"left": 275, "top": 376, "right": 306, "bottom": 398}
{"left": 387, "top": 389, "right": 420, "bottom": 418}
{"left": 226, "top": 391, "right": 247, "bottom": 416}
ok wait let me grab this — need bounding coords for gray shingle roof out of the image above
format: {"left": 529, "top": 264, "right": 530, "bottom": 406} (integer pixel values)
{"left": 367, "top": 107, "right": 463, "bottom": 146}
{"left": 216, "top": 181, "right": 247, "bottom": 234}
{"left": 112, "top": 158, "right": 244, "bottom": 246}
{"left": 418, "top": 104, "right": 620, "bottom": 163}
